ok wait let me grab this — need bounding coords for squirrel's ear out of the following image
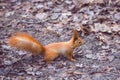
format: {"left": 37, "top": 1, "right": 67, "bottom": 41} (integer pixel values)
{"left": 72, "top": 29, "right": 79, "bottom": 41}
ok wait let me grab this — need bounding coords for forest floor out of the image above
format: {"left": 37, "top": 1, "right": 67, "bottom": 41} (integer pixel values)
{"left": 0, "top": 0, "right": 120, "bottom": 80}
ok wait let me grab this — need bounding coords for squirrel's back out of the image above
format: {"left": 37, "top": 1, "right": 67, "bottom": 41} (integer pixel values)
{"left": 8, "top": 32, "right": 44, "bottom": 55}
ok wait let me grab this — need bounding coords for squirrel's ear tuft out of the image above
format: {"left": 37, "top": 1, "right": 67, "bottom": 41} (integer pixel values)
{"left": 72, "top": 29, "right": 79, "bottom": 41}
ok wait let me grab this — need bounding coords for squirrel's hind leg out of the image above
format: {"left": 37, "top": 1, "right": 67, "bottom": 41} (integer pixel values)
{"left": 44, "top": 52, "right": 59, "bottom": 63}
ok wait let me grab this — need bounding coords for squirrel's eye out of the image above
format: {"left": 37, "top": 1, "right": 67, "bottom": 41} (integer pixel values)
{"left": 79, "top": 41, "right": 81, "bottom": 43}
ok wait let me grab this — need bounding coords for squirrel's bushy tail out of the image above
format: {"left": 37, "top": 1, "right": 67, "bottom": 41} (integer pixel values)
{"left": 8, "top": 32, "right": 44, "bottom": 55}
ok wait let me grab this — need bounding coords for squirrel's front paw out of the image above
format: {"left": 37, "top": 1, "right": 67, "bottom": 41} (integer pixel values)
{"left": 71, "top": 58, "right": 76, "bottom": 62}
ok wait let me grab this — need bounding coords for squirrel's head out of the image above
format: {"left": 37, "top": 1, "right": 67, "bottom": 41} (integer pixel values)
{"left": 71, "top": 29, "right": 83, "bottom": 48}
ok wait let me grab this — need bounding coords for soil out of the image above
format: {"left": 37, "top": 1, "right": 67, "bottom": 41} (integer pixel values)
{"left": 0, "top": 0, "right": 120, "bottom": 80}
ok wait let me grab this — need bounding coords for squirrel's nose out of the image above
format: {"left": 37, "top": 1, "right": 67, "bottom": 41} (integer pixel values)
{"left": 81, "top": 39, "right": 84, "bottom": 45}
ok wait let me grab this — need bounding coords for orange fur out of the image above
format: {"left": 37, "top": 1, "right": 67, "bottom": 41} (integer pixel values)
{"left": 8, "top": 32, "right": 44, "bottom": 55}
{"left": 8, "top": 30, "right": 83, "bottom": 63}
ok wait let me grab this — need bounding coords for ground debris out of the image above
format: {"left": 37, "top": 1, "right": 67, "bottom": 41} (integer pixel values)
{"left": 0, "top": 0, "right": 119, "bottom": 79}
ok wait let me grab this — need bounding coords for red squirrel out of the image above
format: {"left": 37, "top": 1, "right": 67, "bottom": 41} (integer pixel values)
{"left": 8, "top": 30, "right": 83, "bottom": 63}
